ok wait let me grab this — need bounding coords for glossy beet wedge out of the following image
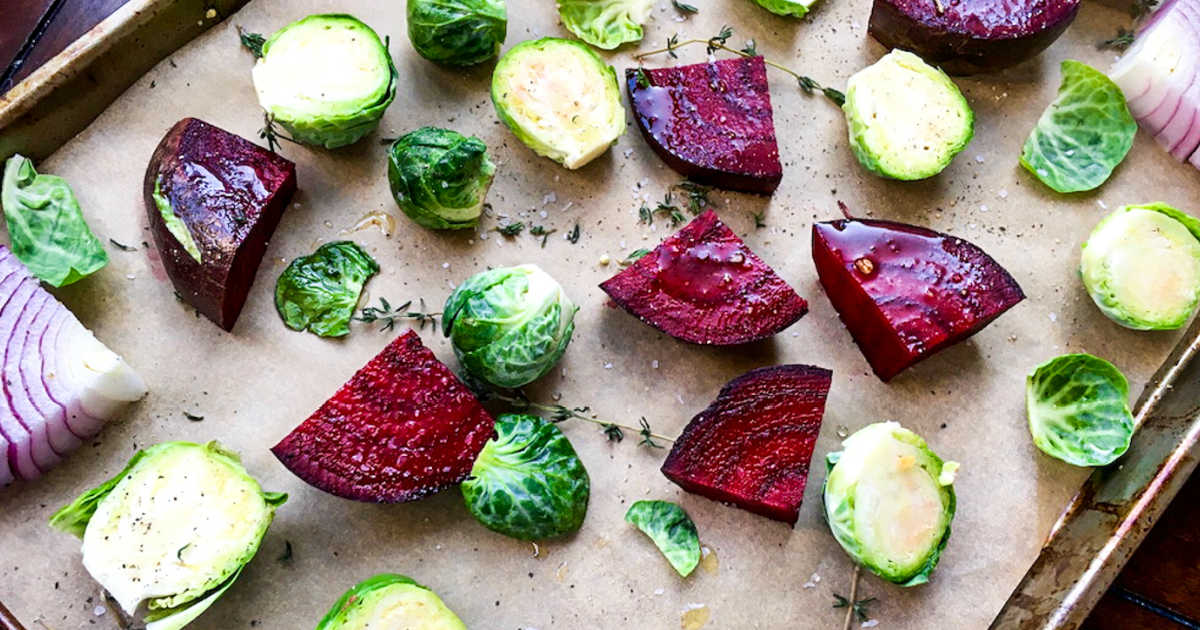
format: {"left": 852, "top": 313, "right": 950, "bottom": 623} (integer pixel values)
{"left": 600, "top": 210, "right": 807, "bottom": 345}
{"left": 812, "top": 215, "right": 1024, "bottom": 381}
{"left": 144, "top": 118, "right": 297, "bottom": 331}
{"left": 869, "top": 0, "right": 1080, "bottom": 75}
{"left": 627, "top": 57, "right": 783, "bottom": 193}
{"left": 661, "top": 365, "right": 832, "bottom": 525}
{"left": 272, "top": 331, "right": 495, "bottom": 503}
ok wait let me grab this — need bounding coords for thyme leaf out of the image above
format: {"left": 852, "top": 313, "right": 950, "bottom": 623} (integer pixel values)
{"left": 832, "top": 595, "right": 876, "bottom": 623}
{"left": 530, "top": 225, "right": 556, "bottom": 247}
{"left": 108, "top": 239, "right": 137, "bottom": 252}
{"left": 672, "top": 0, "right": 699, "bottom": 13}
{"left": 622, "top": 248, "right": 652, "bottom": 265}
{"left": 707, "top": 25, "right": 734, "bottom": 54}
{"left": 1098, "top": 28, "right": 1135, "bottom": 50}
{"left": 495, "top": 221, "right": 525, "bottom": 236}
{"left": 639, "top": 417, "right": 664, "bottom": 448}
{"left": 567, "top": 222, "right": 582, "bottom": 244}
{"left": 741, "top": 39, "right": 758, "bottom": 56}
{"left": 237, "top": 27, "right": 266, "bottom": 58}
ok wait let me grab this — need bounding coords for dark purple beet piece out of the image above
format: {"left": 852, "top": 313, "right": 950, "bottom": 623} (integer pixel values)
{"left": 143, "top": 118, "right": 297, "bottom": 331}
{"left": 627, "top": 57, "right": 782, "bottom": 194}
{"left": 869, "top": 0, "right": 1081, "bottom": 75}
{"left": 661, "top": 365, "right": 831, "bottom": 525}
{"left": 600, "top": 210, "right": 807, "bottom": 345}
{"left": 272, "top": 330, "right": 495, "bottom": 503}
{"left": 812, "top": 215, "right": 1024, "bottom": 381}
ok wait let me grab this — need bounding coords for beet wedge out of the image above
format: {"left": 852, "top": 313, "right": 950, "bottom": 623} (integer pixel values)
{"left": 661, "top": 365, "right": 831, "bottom": 525}
{"left": 627, "top": 57, "right": 783, "bottom": 194}
{"left": 144, "top": 118, "right": 297, "bottom": 331}
{"left": 600, "top": 210, "right": 807, "bottom": 345}
{"left": 812, "top": 216, "right": 1024, "bottom": 381}
{"left": 272, "top": 330, "right": 495, "bottom": 503}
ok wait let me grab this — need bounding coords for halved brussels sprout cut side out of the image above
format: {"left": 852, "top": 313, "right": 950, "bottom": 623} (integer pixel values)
{"left": 823, "top": 422, "right": 957, "bottom": 586}
{"left": 843, "top": 50, "right": 973, "bottom": 180}
{"left": 407, "top": 0, "right": 507, "bottom": 66}
{"left": 316, "top": 574, "right": 467, "bottom": 630}
{"left": 388, "top": 127, "right": 496, "bottom": 230}
{"left": 50, "top": 442, "right": 286, "bottom": 630}
{"left": 1026, "top": 353, "right": 1134, "bottom": 467}
{"left": 751, "top": 0, "right": 819, "bottom": 18}
{"left": 1081, "top": 203, "right": 1200, "bottom": 330}
{"left": 492, "top": 38, "right": 625, "bottom": 169}
{"left": 443, "top": 264, "right": 578, "bottom": 388}
{"left": 252, "top": 14, "right": 397, "bottom": 149}
{"left": 556, "top": 0, "right": 654, "bottom": 50}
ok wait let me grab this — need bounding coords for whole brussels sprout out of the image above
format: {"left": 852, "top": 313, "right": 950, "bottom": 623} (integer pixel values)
{"left": 251, "top": 14, "right": 398, "bottom": 149}
{"left": 443, "top": 264, "right": 576, "bottom": 388}
{"left": 407, "top": 0, "right": 507, "bottom": 66}
{"left": 388, "top": 128, "right": 496, "bottom": 230}
{"left": 824, "top": 422, "right": 958, "bottom": 586}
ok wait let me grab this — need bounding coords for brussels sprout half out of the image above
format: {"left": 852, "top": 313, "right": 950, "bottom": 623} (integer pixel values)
{"left": 823, "top": 422, "right": 957, "bottom": 586}
{"left": 843, "top": 50, "right": 973, "bottom": 180}
{"left": 316, "top": 574, "right": 467, "bottom": 630}
{"left": 1081, "top": 202, "right": 1200, "bottom": 330}
{"left": 388, "top": 127, "right": 496, "bottom": 230}
{"left": 750, "top": 0, "right": 820, "bottom": 18}
{"left": 1026, "top": 353, "right": 1134, "bottom": 467}
{"left": 252, "top": 14, "right": 397, "bottom": 149}
{"left": 443, "top": 264, "right": 577, "bottom": 388}
{"left": 407, "top": 0, "right": 507, "bottom": 66}
{"left": 492, "top": 38, "right": 625, "bottom": 169}
{"left": 50, "top": 442, "right": 286, "bottom": 630}
{"left": 557, "top": 0, "right": 654, "bottom": 50}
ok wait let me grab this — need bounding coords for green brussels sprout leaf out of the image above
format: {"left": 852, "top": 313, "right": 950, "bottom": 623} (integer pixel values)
{"left": 1020, "top": 60, "right": 1136, "bottom": 193}
{"left": 823, "top": 422, "right": 957, "bottom": 586}
{"left": 443, "top": 264, "right": 577, "bottom": 388}
{"left": 407, "top": 0, "right": 507, "bottom": 66}
{"left": 1, "top": 154, "right": 109, "bottom": 287}
{"left": 462, "top": 414, "right": 590, "bottom": 540}
{"left": 1081, "top": 203, "right": 1200, "bottom": 330}
{"left": 252, "top": 14, "right": 398, "bottom": 149}
{"left": 388, "top": 127, "right": 496, "bottom": 230}
{"left": 750, "top": 0, "right": 819, "bottom": 18}
{"left": 316, "top": 574, "right": 467, "bottom": 630}
{"left": 274, "top": 241, "right": 380, "bottom": 337}
{"left": 1026, "top": 353, "right": 1134, "bottom": 467}
{"left": 624, "top": 500, "right": 701, "bottom": 577}
{"left": 556, "top": 0, "right": 653, "bottom": 50}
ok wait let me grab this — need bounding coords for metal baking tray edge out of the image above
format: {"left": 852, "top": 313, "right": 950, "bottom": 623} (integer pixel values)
{"left": 2, "top": 4, "right": 1198, "bottom": 629}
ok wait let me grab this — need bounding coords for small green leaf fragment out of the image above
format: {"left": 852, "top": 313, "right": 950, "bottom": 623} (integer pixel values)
{"left": 274, "top": 241, "right": 380, "bottom": 337}
{"left": 1026, "top": 353, "right": 1134, "bottom": 467}
{"left": 625, "top": 500, "right": 700, "bottom": 576}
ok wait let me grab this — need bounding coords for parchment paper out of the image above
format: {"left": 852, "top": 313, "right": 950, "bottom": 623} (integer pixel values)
{"left": 2, "top": 1, "right": 1197, "bottom": 628}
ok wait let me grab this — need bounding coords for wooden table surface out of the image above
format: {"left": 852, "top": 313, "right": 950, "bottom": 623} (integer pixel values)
{"left": 1, "top": 2, "right": 1197, "bottom": 629}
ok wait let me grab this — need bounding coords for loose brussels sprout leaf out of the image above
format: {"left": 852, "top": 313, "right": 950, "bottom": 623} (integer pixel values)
{"left": 1026, "top": 354, "right": 1134, "bottom": 467}
{"left": 443, "top": 264, "right": 577, "bottom": 388}
{"left": 1020, "top": 60, "right": 1136, "bottom": 193}
{"left": 461, "top": 414, "right": 590, "bottom": 540}
{"left": 556, "top": 0, "right": 653, "bottom": 50}
{"left": 1, "top": 154, "right": 108, "bottom": 287}
{"left": 388, "top": 127, "right": 496, "bottom": 230}
{"left": 50, "top": 441, "right": 286, "bottom": 625}
{"left": 407, "top": 0, "right": 507, "bottom": 66}
{"left": 274, "top": 241, "right": 380, "bottom": 337}
{"left": 316, "top": 574, "right": 467, "bottom": 630}
{"left": 252, "top": 14, "right": 397, "bottom": 149}
{"left": 152, "top": 177, "right": 202, "bottom": 263}
{"left": 843, "top": 50, "right": 973, "bottom": 180}
{"left": 492, "top": 38, "right": 625, "bottom": 169}
{"left": 750, "top": 0, "right": 819, "bottom": 18}
{"left": 1081, "top": 203, "right": 1200, "bottom": 330}
{"left": 823, "top": 422, "right": 957, "bottom": 586}
{"left": 624, "top": 500, "right": 701, "bottom": 577}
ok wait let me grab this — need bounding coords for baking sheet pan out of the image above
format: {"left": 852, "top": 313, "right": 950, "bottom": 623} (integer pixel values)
{"left": 2, "top": 0, "right": 1199, "bottom": 628}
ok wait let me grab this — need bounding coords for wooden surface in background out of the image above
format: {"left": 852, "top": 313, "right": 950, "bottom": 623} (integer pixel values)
{"left": 0, "top": 2, "right": 1197, "bottom": 629}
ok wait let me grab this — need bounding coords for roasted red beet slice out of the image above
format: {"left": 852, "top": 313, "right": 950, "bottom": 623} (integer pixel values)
{"left": 600, "top": 210, "right": 807, "bottom": 345}
{"left": 661, "top": 365, "right": 831, "bottom": 525}
{"left": 144, "top": 118, "right": 297, "bottom": 331}
{"left": 627, "top": 57, "right": 782, "bottom": 194}
{"left": 869, "top": 0, "right": 1080, "bottom": 75}
{"left": 272, "top": 330, "right": 495, "bottom": 503}
{"left": 812, "top": 216, "right": 1024, "bottom": 381}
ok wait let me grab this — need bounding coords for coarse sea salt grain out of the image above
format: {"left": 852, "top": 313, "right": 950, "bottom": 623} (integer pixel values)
{"left": 1049, "top": 312, "right": 1058, "bottom": 322}
{"left": 862, "top": 620, "right": 879, "bottom": 628}
{"left": 652, "top": 360, "right": 660, "bottom": 369}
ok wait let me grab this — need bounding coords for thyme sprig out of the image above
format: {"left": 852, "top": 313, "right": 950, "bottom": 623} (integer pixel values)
{"left": 1098, "top": 28, "right": 1135, "bottom": 50}
{"left": 495, "top": 221, "right": 525, "bottom": 236}
{"left": 237, "top": 27, "right": 265, "bottom": 58}
{"left": 470, "top": 386, "right": 675, "bottom": 448}
{"left": 258, "top": 113, "right": 300, "bottom": 153}
{"left": 638, "top": 180, "right": 713, "bottom": 227}
{"left": 637, "top": 28, "right": 845, "bottom": 106}
{"left": 354, "top": 297, "right": 440, "bottom": 332}
{"left": 835, "top": 565, "right": 871, "bottom": 630}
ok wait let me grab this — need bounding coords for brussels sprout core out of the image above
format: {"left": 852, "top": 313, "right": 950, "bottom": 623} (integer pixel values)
{"left": 824, "top": 422, "right": 956, "bottom": 586}
{"left": 843, "top": 50, "right": 973, "bottom": 180}
{"left": 1081, "top": 203, "right": 1200, "bottom": 330}
{"left": 388, "top": 127, "right": 496, "bottom": 230}
{"left": 252, "top": 14, "right": 397, "bottom": 149}
{"left": 443, "top": 264, "right": 577, "bottom": 388}
{"left": 492, "top": 38, "right": 625, "bottom": 169}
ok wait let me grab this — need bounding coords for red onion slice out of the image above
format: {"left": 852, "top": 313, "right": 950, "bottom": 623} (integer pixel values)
{"left": 2, "top": 283, "right": 62, "bottom": 473}
{"left": 20, "top": 294, "right": 83, "bottom": 453}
